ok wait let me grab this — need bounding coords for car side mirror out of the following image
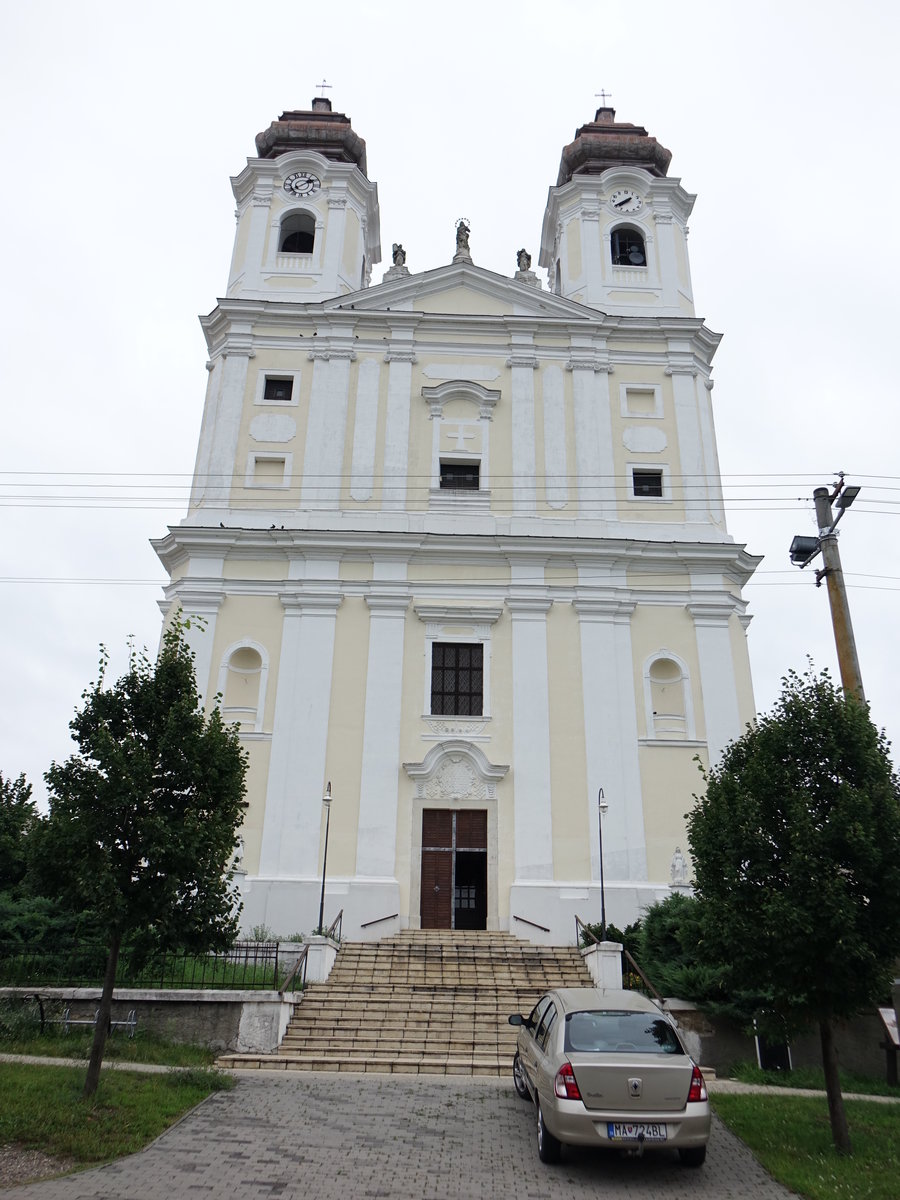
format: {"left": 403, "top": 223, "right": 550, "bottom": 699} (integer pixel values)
{"left": 508, "top": 1014, "right": 525, "bottom": 1026}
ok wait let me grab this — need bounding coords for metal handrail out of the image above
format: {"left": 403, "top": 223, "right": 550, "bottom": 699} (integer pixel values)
{"left": 360, "top": 912, "right": 399, "bottom": 929}
{"left": 279, "top": 944, "right": 309, "bottom": 996}
{"left": 575, "top": 915, "right": 601, "bottom": 947}
{"left": 574, "top": 914, "right": 666, "bottom": 1008}
{"left": 512, "top": 914, "right": 551, "bottom": 933}
{"left": 325, "top": 910, "right": 343, "bottom": 942}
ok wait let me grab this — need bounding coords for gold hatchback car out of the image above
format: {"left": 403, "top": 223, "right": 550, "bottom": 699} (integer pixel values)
{"left": 509, "top": 987, "right": 711, "bottom": 1166}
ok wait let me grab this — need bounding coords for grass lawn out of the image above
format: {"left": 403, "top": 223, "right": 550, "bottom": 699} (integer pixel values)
{"left": 0, "top": 1061, "right": 232, "bottom": 1166}
{"left": 0, "top": 1026, "right": 216, "bottom": 1067}
{"left": 712, "top": 1092, "right": 900, "bottom": 1200}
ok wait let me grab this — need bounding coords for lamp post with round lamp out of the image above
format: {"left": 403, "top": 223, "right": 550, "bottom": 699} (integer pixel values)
{"left": 598, "top": 788, "right": 608, "bottom": 941}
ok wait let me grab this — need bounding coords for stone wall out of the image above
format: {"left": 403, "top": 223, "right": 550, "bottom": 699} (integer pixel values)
{"left": 2, "top": 988, "right": 298, "bottom": 1054}
{"left": 666, "top": 998, "right": 899, "bottom": 1081}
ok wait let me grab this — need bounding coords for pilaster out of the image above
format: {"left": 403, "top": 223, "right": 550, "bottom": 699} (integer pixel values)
{"left": 507, "top": 332, "right": 538, "bottom": 513}
{"left": 301, "top": 355, "right": 352, "bottom": 509}
{"left": 573, "top": 595, "right": 647, "bottom": 881}
{"left": 686, "top": 596, "right": 743, "bottom": 764}
{"left": 258, "top": 591, "right": 343, "bottom": 877}
{"left": 350, "top": 358, "right": 380, "bottom": 502}
{"left": 507, "top": 596, "right": 554, "bottom": 880}
{"left": 355, "top": 592, "right": 410, "bottom": 877}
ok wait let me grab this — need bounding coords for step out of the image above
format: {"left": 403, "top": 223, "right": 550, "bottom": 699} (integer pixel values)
{"left": 261, "top": 930, "right": 594, "bottom": 1077}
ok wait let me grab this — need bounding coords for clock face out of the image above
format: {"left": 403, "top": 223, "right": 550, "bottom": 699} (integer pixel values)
{"left": 609, "top": 188, "right": 643, "bottom": 214}
{"left": 283, "top": 172, "right": 321, "bottom": 198}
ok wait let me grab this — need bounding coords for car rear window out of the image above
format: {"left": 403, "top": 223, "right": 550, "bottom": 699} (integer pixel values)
{"left": 563, "top": 1010, "right": 685, "bottom": 1055}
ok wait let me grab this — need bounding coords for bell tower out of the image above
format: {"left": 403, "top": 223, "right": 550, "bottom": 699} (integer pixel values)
{"left": 539, "top": 107, "right": 695, "bottom": 316}
{"left": 226, "top": 97, "right": 381, "bottom": 302}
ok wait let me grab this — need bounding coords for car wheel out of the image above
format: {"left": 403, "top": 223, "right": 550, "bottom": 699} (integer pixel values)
{"left": 536, "top": 1098, "right": 562, "bottom": 1164}
{"left": 513, "top": 1052, "right": 529, "bottom": 1099}
{"left": 678, "top": 1145, "right": 707, "bottom": 1167}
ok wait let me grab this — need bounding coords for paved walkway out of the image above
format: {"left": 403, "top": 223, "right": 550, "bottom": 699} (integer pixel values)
{"left": 3, "top": 1071, "right": 797, "bottom": 1199}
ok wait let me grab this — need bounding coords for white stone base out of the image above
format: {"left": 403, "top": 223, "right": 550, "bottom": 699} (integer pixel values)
{"left": 508, "top": 880, "right": 673, "bottom": 945}
{"left": 239, "top": 876, "right": 403, "bottom": 942}
{"left": 239, "top": 875, "right": 673, "bottom": 944}
{"left": 581, "top": 942, "right": 624, "bottom": 989}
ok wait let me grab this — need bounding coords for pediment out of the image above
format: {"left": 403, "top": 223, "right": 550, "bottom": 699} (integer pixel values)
{"left": 325, "top": 261, "right": 601, "bottom": 321}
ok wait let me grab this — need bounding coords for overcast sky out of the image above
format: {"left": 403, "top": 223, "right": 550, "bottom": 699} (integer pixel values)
{"left": 2, "top": 0, "right": 898, "bottom": 805}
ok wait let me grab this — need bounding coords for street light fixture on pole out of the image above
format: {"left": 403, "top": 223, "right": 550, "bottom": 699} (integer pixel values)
{"left": 598, "top": 789, "right": 608, "bottom": 941}
{"left": 789, "top": 475, "right": 865, "bottom": 701}
{"left": 317, "top": 781, "right": 333, "bottom": 935}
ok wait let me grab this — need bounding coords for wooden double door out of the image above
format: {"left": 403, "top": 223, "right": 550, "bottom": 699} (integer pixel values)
{"left": 420, "top": 809, "right": 487, "bottom": 930}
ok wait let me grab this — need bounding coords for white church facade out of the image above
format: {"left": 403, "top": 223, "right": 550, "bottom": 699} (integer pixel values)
{"left": 153, "top": 99, "right": 759, "bottom": 943}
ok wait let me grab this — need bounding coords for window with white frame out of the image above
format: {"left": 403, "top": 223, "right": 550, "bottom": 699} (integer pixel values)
{"left": 632, "top": 468, "right": 664, "bottom": 498}
{"left": 422, "top": 381, "right": 499, "bottom": 510}
{"left": 431, "top": 642, "right": 483, "bottom": 715}
{"left": 611, "top": 226, "right": 646, "bottom": 266}
{"left": 255, "top": 370, "right": 301, "bottom": 407}
{"left": 415, "top": 604, "right": 502, "bottom": 728}
{"left": 279, "top": 211, "right": 315, "bottom": 254}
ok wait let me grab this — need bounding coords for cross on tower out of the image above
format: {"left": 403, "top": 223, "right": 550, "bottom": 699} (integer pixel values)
{"left": 316, "top": 79, "right": 332, "bottom": 97}
{"left": 595, "top": 89, "right": 613, "bottom": 106}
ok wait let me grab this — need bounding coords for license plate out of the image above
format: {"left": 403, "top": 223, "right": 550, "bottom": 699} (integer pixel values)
{"left": 607, "top": 1123, "right": 667, "bottom": 1141}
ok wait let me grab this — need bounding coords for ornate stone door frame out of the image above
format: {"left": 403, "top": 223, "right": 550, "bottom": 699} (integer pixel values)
{"left": 404, "top": 740, "right": 508, "bottom": 931}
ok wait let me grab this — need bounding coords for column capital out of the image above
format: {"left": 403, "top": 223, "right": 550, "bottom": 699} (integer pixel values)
{"left": 573, "top": 595, "right": 636, "bottom": 623}
{"left": 365, "top": 593, "right": 410, "bottom": 617}
{"left": 505, "top": 596, "right": 553, "bottom": 617}
{"left": 279, "top": 590, "right": 343, "bottom": 616}
{"left": 686, "top": 596, "right": 742, "bottom": 626}
{"left": 167, "top": 586, "right": 227, "bottom": 616}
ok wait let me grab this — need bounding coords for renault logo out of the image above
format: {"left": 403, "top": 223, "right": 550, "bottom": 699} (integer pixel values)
{"left": 628, "top": 1078, "right": 642, "bottom": 1097}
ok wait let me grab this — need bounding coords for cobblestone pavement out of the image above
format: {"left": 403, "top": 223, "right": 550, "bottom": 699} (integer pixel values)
{"left": 4, "top": 1072, "right": 795, "bottom": 1200}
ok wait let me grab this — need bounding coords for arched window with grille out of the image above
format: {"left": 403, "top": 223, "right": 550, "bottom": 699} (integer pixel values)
{"left": 611, "top": 226, "right": 646, "bottom": 266}
{"left": 279, "top": 211, "right": 316, "bottom": 254}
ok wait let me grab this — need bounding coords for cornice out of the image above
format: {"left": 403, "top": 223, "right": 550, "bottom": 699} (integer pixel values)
{"left": 155, "top": 523, "right": 761, "bottom": 581}
{"left": 413, "top": 603, "right": 504, "bottom": 625}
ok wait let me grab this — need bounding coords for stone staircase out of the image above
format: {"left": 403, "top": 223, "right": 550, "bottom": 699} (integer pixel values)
{"left": 219, "top": 928, "right": 593, "bottom": 1075}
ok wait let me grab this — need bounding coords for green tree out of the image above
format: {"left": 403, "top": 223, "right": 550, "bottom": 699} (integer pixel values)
{"left": 0, "top": 773, "right": 37, "bottom": 892}
{"left": 37, "top": 620, "right": 247, "bottom": 1097}
{"left": 687, "top": 667, "right": 900, "bottom": 1155}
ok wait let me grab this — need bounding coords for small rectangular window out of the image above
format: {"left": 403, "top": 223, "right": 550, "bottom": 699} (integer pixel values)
{"left": 632, "top": 469, "right": 663, "bottom": 498}
{"left": 431, "top": 642, "right": 483, "bottom": 716}
{"left": 440, "top": 462, "right": 480, "bottom": 490}
{"left": 263, "top": 377, "right": 293, "bottom": 403}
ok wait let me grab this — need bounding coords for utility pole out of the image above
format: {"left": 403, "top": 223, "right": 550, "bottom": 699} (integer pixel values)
{"left": 812, "top": 487, "right": 865, "bottom": 701}
{"left": 789, "top": 476, "right": 865, "bottom": 702}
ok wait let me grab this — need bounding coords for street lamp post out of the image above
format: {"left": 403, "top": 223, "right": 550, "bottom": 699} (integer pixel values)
{"left": 598, "top": 788, "right": 609, "bottom": 941}
{"left": 317, "top": 781, "right": 332, "bottom": 936}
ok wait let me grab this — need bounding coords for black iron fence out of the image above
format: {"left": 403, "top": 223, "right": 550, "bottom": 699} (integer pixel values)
{"left": 0, "top": 940, "right": 284, "bottom": 991}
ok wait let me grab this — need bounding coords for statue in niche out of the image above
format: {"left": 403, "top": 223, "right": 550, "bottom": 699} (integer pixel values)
{"left": 455, "top": 218, "right": 470, "bottom": 253}
{"left": 516, "top": 248, "right": 531, "bottom": 271}
{"left": 392, "top": 243, "right": 406, "bottom": 266}
{"left": 670, "top": 846, "right": 689, "bottom": 886}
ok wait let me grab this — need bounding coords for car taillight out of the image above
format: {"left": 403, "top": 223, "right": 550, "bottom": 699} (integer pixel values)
{"left": 554, "top": 1062, "right": 582, "bottom": 1100}
{"left": 688, "top": 1064, "right": 707, "bottom": 1103}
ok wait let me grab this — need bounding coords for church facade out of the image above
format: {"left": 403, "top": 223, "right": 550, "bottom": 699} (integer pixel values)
{"left": 153, "top": 100, "right": 759, "bottom": 943}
